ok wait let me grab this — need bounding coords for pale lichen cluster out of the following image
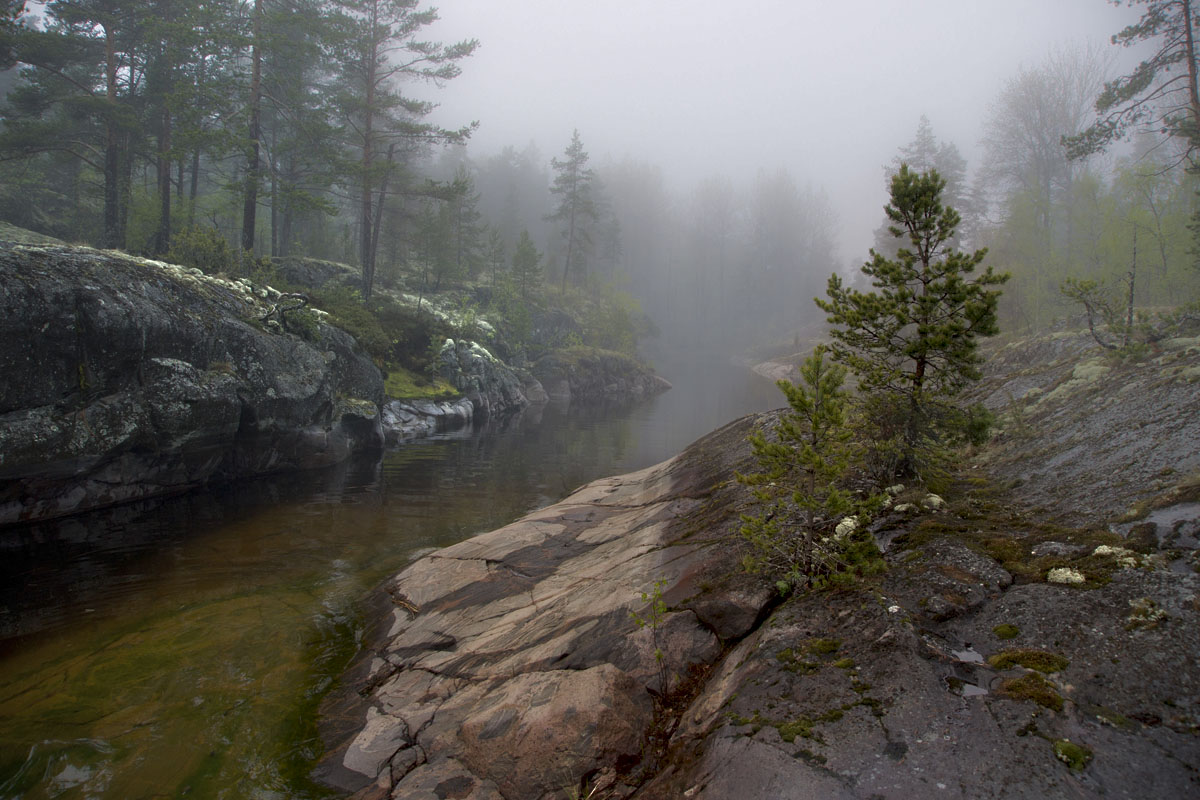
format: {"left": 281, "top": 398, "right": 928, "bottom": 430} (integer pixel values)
{"left": 1046, "top": 567, "right": 1086, "bottom": 585}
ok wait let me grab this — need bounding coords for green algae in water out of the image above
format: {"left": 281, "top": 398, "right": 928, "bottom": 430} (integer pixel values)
{"left": 0, "top": 586, "right": 357, "bottom": 799}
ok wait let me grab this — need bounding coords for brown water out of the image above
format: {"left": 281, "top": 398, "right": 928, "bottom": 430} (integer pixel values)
{"left": 0, "top": 354, "right": 780, "bottom": 799}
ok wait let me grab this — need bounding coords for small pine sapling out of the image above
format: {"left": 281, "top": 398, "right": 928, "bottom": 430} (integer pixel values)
{"left": 737, "top": 345, "right": 884, "bottom": 592}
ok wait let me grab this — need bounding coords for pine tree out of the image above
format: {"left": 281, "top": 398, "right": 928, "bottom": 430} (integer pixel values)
{"left": 329, "top": 0, "right": 477, "bottom": 301}
{"left": 511, "top": 229, "right": 541, "bottom": 301}
{"left": 816, "top": 165, "right": 1008, "bottom": 478}
{"left": 737, "top": 345, "right": 882, "bottom": 591}
{"left": 547, "top": 129, "right": 597, "bottom": 292}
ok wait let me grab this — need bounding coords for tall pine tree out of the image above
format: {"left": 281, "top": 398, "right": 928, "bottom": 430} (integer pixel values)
{"left": 817, "top": 165, "right": 1008, "bottom": 478}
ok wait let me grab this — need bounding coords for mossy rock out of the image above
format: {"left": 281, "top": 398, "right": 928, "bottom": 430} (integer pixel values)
{"left": 1053, "top": 739, "right": 1092, "bottom": 771}
{"left": 992, "top": 623, "right": 1020, "bottom": 640}
{"left": 988, "top": 648, "right": 1069, "bottom": 673}
{"left": 1000, "top": 672, "right": 1063, "bottom": 712}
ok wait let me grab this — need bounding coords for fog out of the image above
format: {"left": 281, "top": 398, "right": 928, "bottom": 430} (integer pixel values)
{"left": 419, "top": 0, "right": 1137, "bottom": 262}
{"left": 4, "top": 0, "right": 1188, "bottom": 359}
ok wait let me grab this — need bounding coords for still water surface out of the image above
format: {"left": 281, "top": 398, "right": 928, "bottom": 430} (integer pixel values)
{"left": 0, "top": 354, "right": 779, "bottom": 799}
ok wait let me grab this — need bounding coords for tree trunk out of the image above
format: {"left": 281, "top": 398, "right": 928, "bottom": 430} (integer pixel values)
{"left": 102, "top": 23, "right": 122, "bottom": 249}
{"left": 1184, "top": 0, "right": 1200, "bottom": 136}
{"left": 270, "top": 125, "right": 278, "bottom": 257}
{"left": 156, "top": 97, "right": 172, "bottom": 254}
{"left": 241, "top": 0, "right": 263, "bottom": 254}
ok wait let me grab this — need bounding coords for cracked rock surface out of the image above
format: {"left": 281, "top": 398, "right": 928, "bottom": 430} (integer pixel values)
{"left": 315, "top": 416, "right": 770, "bottom": 799}
{"left": 320, "top": 327, "right": 1200, "bottom": 799}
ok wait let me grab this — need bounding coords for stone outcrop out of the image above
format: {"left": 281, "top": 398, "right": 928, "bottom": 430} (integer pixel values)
{"left": 0, "top": 244, "right": 384, "bottom": 524}
{"left": 965, "top": 324, "right": 1200, "bottom": 524}
{"left": 381, "top": 397, "right": 475, "bottom": 445}
{"left": 315, "top": 416, "right": 770, "bottom": 799}
{"left": 532, "top": 347, "right": 672, "bottom": 405}
{"left": 322, "top": 324, "right": 1200, "bottom": 799}
{"left": 436, "top": 338, "right": 537, "bottom": 417}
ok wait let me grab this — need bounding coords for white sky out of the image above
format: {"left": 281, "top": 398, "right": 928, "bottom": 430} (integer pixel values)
{"left": 417, "top": 0, "right": 1142, "bottom": 262}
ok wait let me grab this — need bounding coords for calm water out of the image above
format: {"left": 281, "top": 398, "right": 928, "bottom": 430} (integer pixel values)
{"left": 0, "top": 353, "right": 780, "bottom": 799}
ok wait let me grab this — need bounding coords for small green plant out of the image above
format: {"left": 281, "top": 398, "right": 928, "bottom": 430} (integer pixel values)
{"left": 630, "top": 578, "right": 671, "bottom": 697}
{"left": 1053, "top": 739, "right": 1092, "bottom": 771}
{"left": 1000, "top": 672, "right": 1063, "bottom": 711}
{"left": 737, "top": 346, "right": 885, "bottom": 591}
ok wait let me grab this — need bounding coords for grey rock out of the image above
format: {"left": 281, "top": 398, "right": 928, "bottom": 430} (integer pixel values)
{"left": 0, "top": 244, "right": 384, "bottom": 524}
{"left": 532, "top": 348, "right": 671, "bottom": 406}
{"left": 316, "top": 416, "right": 772, "bottom": 799}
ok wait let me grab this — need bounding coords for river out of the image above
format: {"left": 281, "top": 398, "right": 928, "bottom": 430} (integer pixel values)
{"left": 0, "top": 352, "right": 782, "bottom": 799}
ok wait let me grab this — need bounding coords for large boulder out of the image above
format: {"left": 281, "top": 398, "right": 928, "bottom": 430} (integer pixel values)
{"left": 0, "top": 244, "right": 384, "bottom": 524}
{"left": 532, "top": 346, "right": 672, "bottom": 405}
{"left": 436, "top": 337, "right": 536, "bottom": 417}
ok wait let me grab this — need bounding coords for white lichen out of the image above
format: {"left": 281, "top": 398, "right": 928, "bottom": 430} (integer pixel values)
{"left": 1047, "top": 567, "right": 1086, "bottom": 585}
{"left": 1092, "top": 545, "right": 1140, "bottom": 568}
{"left": 834, "top": 516, "right": 858, "bottom": 539}
{"left": 923, "top": 493, "right": 946, "bottom": 510}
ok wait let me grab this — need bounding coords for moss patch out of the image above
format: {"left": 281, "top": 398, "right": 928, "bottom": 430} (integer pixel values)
{"left": 992, "top": 623, "right": 1020, "bottom": 640}
{"left": 988, "top": 648, "right": 1069, "bottom": 673}
{"left": 1053, "top": 739, "right": 1092, "bottom": 771}
{"left": 777, "top": 717, "right": 816, "bottom": 743}
{"left": 1000, "top": 672, "right": 1063, "bottom": 712}
{"left": 383, "top": 366, "right": 459, "bottom": 401}
{"left": 775, "top": 648, "right": 820, "bottom": 675}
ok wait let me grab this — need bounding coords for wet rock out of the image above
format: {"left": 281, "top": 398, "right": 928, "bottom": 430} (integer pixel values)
{"left": 0, "top": 244, "right": 385, "bottom": 524}
{"left": 316, "top": 416, "right": 770, "bottom": 799}
{"left": 380, "top": 397, "right": 474, "bottom": 445}
{"left": 884, "top": 537, "right": 1012, "bottom": 621}
{"left": 966, "top": 327, "right": 1200, "bottom": 525}
{"left": 639, "top": 536, "right": 1200, "bottom": 800}
{"left": 436, "top": 338, "right": 533, "bottom": 418}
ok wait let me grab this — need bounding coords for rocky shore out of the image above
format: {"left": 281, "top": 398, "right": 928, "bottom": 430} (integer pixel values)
{"left": 318, "top": 328, "right": 1200, "bottom": 799}
{"left": 0, "top": 243, "right": 669, "bottom": 525}
{"left": 0, "top": 244, "right": 386, "bottom": 524}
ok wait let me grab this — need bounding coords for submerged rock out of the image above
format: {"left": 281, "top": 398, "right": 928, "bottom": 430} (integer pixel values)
{"left": 0, "top": 244, "right": 384, "bottom": 524}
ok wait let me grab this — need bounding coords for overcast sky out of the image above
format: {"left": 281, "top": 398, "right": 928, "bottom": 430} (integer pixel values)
{"left": 417, "top": 0, "right": 1142, "bottom": 263}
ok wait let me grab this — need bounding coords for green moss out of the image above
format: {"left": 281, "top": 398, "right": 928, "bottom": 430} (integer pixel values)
{"left": 992, "top": 623, "right": 1020, "bottom": 640}
{"left": 383, "top": 366, "right": 459, "bottom": 400}
{"left": 775, "top": 648, "right": 820, "bottom": 675}
{"left": 777, "top": 717, "right": 816, "bottom": 743}
{"left": 988, "top": 648, "right": 1069, "bottom": 673}
{"left": 833, "top": 657, "right": 856, "bottom": 670}
{"left": 1001, "top": 672, "right": 1063, "bottom": 712}
{"left": 1053, "top": 739, "right": 1092, "bottom": 771}
{"left": 808, "top": 638, "right": 841, "bottom": 655}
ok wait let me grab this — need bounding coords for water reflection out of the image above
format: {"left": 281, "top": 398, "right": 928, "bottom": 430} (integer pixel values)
{"left": 0, "top": 351, "right": 780, "bottom": 798}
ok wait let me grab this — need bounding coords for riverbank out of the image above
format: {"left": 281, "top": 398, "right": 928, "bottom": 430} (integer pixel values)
{"left": 321, "top": 325, "right": 1200, "bottom": 799}
{"left": 0, "top": 347, "right": 773, "bottom": 799}
{"left": 0, "top": 242, "right": 669, "bottom": 525}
